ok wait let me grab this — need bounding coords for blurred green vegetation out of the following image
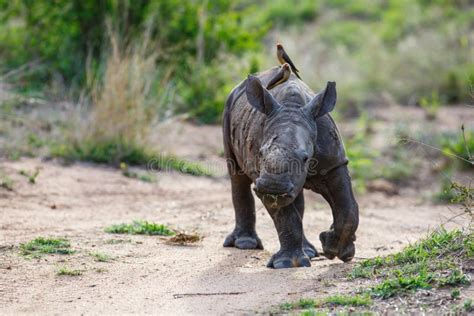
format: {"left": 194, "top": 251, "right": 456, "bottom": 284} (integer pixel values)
{"left": 0, "top": 0, "right": 269, "bottom": 122}
{"left": 345, "top": 114, "right": 421, "bottom": 193}
{"left": 1, "top": 0, "right": 473, "bottom": 123}
{"left": 268, "top": 0, "right": 473, "bottom": 116}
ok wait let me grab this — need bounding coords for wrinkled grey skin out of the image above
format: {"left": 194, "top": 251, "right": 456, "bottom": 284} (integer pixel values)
{"left": 222, "top": 67, "right": 359, "bottom": 269}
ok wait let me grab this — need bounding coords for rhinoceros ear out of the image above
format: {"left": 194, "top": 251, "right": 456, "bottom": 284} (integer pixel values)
{"left": 246, "top": 75, "right": 281, "bottom": 116}
{"left": 304, "top": 81, "right": 336, "bottom": 119}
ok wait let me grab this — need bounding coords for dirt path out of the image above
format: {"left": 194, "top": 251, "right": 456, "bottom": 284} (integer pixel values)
{"left": 0, "top": 156, "right": 466, "bottom": 314}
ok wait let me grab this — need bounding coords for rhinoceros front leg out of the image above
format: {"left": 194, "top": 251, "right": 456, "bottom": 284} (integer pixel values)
{"left": 223, "top": 172, "right": 263, "bottom": 249}
{"left": 266, "top": 192, "right": 311, "bottom": 269}
{"left": 310, "top": 165, "right": 359, "bottom": 262}
{"left": 293, "top": 192, "right": 319, "bottom": 259}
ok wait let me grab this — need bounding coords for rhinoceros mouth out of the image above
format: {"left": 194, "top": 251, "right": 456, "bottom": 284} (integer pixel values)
{"left": 258, "top": 192, "right": 294, "bottom": 209}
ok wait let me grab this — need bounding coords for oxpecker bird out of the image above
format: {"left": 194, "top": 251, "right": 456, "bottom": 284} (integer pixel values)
{"left": 276, "top": 43, "right": 301, "bottom": 79}
{"left": 266, "top": 63, "right": 291, "bottom": 90}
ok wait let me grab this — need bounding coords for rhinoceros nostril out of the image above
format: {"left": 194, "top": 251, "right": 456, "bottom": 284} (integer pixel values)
{"left": 285, "top": 192, "right": 295, "bottom": 199}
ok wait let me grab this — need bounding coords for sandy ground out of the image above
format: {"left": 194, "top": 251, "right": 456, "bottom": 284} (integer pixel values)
{"left": 0, "top": 103, "right": 473, "bottom": 314}
{"left": 0, "top": 156, "right": 469, "bottom": 315}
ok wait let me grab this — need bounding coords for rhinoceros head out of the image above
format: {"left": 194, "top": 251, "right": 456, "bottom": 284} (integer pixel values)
{"left": 245, "top": 75, "right": 336, "bottom": 208}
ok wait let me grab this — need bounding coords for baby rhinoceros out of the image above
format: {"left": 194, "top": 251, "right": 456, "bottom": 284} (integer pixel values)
{"left": 222, "top": 62, "right": 359, "bottom": 269}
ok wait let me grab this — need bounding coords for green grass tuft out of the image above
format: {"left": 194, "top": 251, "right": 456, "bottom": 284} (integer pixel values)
{"left": 120, "top": 162, "right": 155, "bottom": 182}
{"left": 19, "top": 168, "right": 40, "bottom": 184}
{"left": 280, "top": 294, "right": 371, "bottom": 312}
{"left": 464, "top": 299, "right": 473, "bottom": 312}
{"left": 105, "top": 238, "right": 132, "bottom": 244}
{"left": 297, "top": 298, "right": 317, "bottom": 309}
{"left": 20, "top": 237, "right": 75, "bottom": 256}
{"left": 105, "top": 220, "right": 175, "bottom": 236}
{"left": 0, "top": 172, "right": 14, "bottom": 191}
{"left": 90, "top": 251, "right": 113, "bottom": 262}
{"left": 323, "top": 294, "right": 372, "bottom": 307}
{"left": 279, "top": 302, "right": 294, "bottom": 311}
{"left": 121, "top": 170, "right": 155, "bottom": 182}
{"left": 280, "top": 298, "right": 316, "bottom": 311}
{"left": 56, "top": 266, "right": 83, "bottom": 276}
{"left": 370, "top": 274, "right": 432, "bottom": 299}
{"left": 451, "top": 288, "right": 461, "bottom": 300}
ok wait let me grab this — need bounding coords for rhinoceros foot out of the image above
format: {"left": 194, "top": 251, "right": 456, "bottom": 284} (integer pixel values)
{"left": 267, "top": 249, "right": 311, "bottom": 269}
{"left": 319, "top": 229, "right": 355, "bottom": 262}
{"left": 223, "top": 230, "right": 263, "bottom": 250}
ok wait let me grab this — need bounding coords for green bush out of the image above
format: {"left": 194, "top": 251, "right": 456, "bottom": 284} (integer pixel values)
{"left": 175, "top": 63, "right": 228, "bottom": 124}
{"left": 0, "top": 1, "right": 113, "bottom": 88}
{"left": 0, "top": 1, "right": 264, "bottom": 82}
{"left": 0, "top": 0, "right": 267, "bottom": 124}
